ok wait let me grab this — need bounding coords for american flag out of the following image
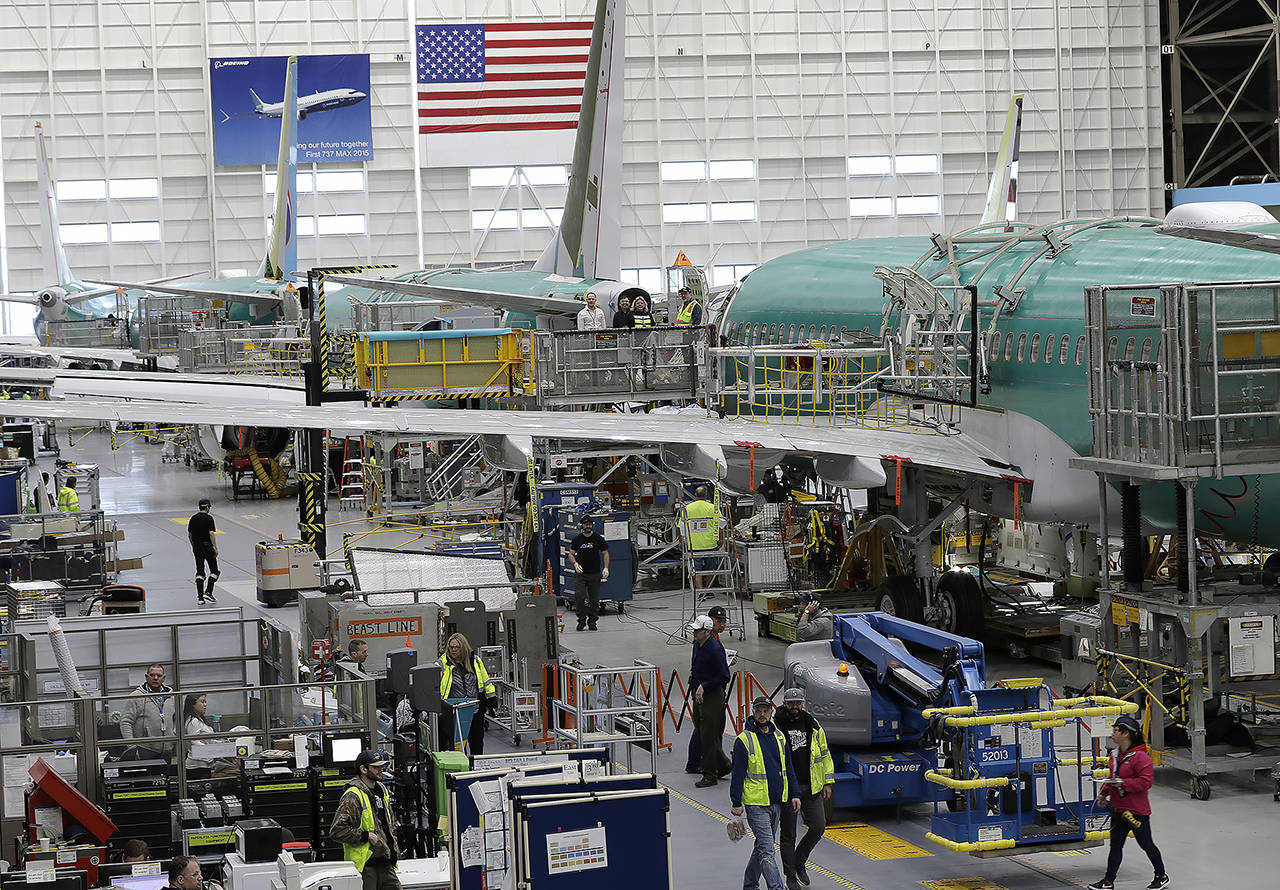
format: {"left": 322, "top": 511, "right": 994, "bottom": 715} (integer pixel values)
{"left": 416, "top": 21, "right": 593, "bottom": 135}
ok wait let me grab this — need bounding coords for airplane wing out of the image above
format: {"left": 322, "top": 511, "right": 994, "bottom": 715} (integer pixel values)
{"left": 0, "top": 341, "right": 161, "bottom": 369}
{"left": 0, "top": 293, "right": 42, "bottom": 305}
{"left": 97, "top": 279, "right": 286, "bottom": 307}
{"left": 1154, "top": 224, "right": 1280, "bottom": 254}
{"left": 0, "top": 366, "right": 304, "bottom": 407}
{"left": 0, "top": 396, "right": 1027, "bottom": 500}
{"left": 324, "top": 273, "right": 584, "bottom": 316}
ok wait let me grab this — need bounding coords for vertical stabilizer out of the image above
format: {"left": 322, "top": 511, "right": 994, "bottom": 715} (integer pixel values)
{"left": 981, "top": 94, "right": 1023, "bottom": 226}
{"left": 532, "top": 0, "right": 622, "bottom": 280}
{"left": 262, "top": 56, "right": 298, "bottom": 282}
{"left": 34, "top": 123, "right": 74, "bottom": 286}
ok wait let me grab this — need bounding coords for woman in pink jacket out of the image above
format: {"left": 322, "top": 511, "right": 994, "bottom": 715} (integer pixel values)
{"left": 1088, "top": 715, "right": 1170, "bottom": 890}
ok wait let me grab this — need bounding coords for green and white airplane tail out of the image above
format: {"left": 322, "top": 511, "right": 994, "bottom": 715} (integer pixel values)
{"left": 981, "top": 94, "right": 1024, "bottom": 226}
{"left": 261, "top": 55, "right": 299, "bottom": 282}
{"left": 34, "top": 122, "right": 75, "bottom": 288}
{"left": 532, "top": 0, "right": 623, "bottom": 281}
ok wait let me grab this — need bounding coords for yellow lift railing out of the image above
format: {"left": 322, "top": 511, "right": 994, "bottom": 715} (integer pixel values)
{"left": 356, "top": 328, "right": 533, "bottom": 400}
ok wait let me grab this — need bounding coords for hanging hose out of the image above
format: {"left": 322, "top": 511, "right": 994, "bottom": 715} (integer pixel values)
{"left": 47, "top": 615, "right": 85, "bottom": 697}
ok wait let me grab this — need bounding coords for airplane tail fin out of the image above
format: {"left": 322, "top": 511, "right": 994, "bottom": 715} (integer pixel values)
{"left": 250, "top": 87, "right": 266, "bottom": 113}
{"left": 981, "top": 93, "right": 1023, "bottom": 226}
{"left": 532, "top": 0, "right": 622, "bottom": 280}
{"left": 34, "top": 123, "right": 75, "bottom": 287}
{"left": 261, "top": 57, "right": 298, "bottom": 282}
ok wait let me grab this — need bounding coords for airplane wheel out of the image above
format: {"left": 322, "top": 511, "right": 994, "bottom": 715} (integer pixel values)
{"left": 935, "top": 571, "right": 985, "bottom": 639}
{"left": 876, "top": 575, "right": 924, "bottom": 623}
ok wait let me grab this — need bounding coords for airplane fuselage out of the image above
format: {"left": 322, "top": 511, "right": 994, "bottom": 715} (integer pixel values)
{"left": 256, "top": 89, "right": 366, "bottom": 119}
{"left": 723, "top": 218, "right": 1280, "bottom": 546}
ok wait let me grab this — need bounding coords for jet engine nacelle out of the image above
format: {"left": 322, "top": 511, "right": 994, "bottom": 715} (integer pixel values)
{"left": 37, "top": 287, "right": 69, "bottom": 321}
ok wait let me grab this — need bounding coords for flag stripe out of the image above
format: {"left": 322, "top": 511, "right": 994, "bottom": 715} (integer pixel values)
{"left": 486, "top": 37, "right": 590, "bottom": 48}
{"left": 419, "top": 103, "right": 581, "bottom": 118}
{"left": 484, "top": 21, "right": 592, "bottom": 31}
{"left": 487, "top": 54, "right": 588, "bottom": 66}
{"left": 485, "top": 70, "right": 583, "bottom": 82}
{"left": 420, "top": 120, "right": 579, "bottom": 134}
{"left": 418, "top": 87, "right": 583, "bottom": 100}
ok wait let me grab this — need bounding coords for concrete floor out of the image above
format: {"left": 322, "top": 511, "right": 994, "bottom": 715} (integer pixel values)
{"left": 66, "top": 429, "right": 1280, "bottom": 890}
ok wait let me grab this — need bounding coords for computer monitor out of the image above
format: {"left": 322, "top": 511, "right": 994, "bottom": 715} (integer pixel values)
{"left": 95, "top": 862, "right": 171, "bottom": 886}
{"left": 1, "top": 868, "right": 88, "bottom": 890}
{"left": 109, "top": 876, "right": 169, "bottom": 890}
{"left": 322, "top": 732, "right": 367, "bottom": 769}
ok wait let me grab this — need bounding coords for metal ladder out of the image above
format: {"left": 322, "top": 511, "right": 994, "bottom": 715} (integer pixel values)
{"left": 339, "top": 460, "right": 365, "bottom": 510}
{"left": 423, "top": 435, "right": 486, "bottom": 502}
{"left": 679, "top": 491, "right": 743, "bottom": 626}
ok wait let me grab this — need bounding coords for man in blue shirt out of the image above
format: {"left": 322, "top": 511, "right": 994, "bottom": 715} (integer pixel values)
{"left": 687, "top": 614, "right": 731, "bottom": 787}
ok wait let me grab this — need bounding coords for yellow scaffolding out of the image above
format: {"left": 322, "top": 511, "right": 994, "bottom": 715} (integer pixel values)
{"left": 356, "top": 328, "right": 533, "bottom": 398}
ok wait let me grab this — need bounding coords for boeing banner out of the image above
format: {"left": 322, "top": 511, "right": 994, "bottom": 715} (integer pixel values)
{"left": 210, "top": 54, "right": 372, "bottom": 166}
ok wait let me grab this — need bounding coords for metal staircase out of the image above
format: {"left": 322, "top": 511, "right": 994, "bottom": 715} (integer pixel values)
{"left": 423, "top": 435, "right": 489, "bottom": 502}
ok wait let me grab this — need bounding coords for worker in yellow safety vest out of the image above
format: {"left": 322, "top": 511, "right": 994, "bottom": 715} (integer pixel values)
{"left": 436, "top": 632, "right": 496, "bottom": 755}
{"left": 674, "top": 286, "right": 703, "bottom": 326}
{"left": 681, "top": 486, "right": 721, "bottom": 594}
{"left": 57, "top": 477, "right": 80, "bottom": 512}
{"left": 730, "top": 696, "right": 800, "bottom": 890}
{"left": 328, "top": 750, "right": 401, "bottom": 890}
{"left": 774, "top": 687, "right": 836, "bottom": 888}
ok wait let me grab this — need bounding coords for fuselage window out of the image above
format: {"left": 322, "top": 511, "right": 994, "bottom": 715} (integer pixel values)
{"left": 788, "top": 324, "right": 796, "bottom": 342}
{"left": 1016, "top": 333, "right": 1027, "bottom": 362}
{"left": 1107, "top": 335, "right": 1118, "bottom": 360}
{"left": 1058, "top": 335, "right": 1070, "bottom": 364}
{"left": 808, "top": 324, "right": 816, "bottom": 340}
{"left": 988, "top": 330, "right": 1001, "bottom": 363}
{"left": 819, "top": 325, "right": 828, "bottom": 340}
{"left": 1029, "top": 333, "right": 1041, "bottom": 363}
{"left": 1140, "top": 337, "right": 1153, "bottom": 361}
{"left": 767, "top": 323, "right": 777, "bottom": 341}
{"left": 1004, "top": 332, "right": 1014, "bottom": 361}
{"left": 1045, "top": 334, "right": 1056, "bottom": 364}
{"left": 1124, "top": 337, "right": 1136, "bottom": 360}
{"left": 1074, "top": 335, "right": 1086, "bottom": 365}
{"left": 751, "top": 324, "right": 760, "bottom": 344}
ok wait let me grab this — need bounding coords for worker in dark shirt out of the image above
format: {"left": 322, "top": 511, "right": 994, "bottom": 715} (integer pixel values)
{"left": 187, "top": 497, "right": 218, "bottom": 604}
{"left": 568, "top": 516, "right": 610, "bottom": 632}
{"left": 687, "top": 614, "right": 732, "bottom": 787}
{"left": 758, "top": 469, "right": 788, "bottom": 504}
{"left": 612, "top": 295, "right": 635, "bottom": 328}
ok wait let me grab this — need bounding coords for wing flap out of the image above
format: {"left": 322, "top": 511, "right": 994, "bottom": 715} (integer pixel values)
{"left": 324, "top": 274, "right": 583, "bottom": 316}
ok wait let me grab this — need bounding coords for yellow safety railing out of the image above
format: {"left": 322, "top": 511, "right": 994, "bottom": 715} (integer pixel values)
{"left": 356, "top": 328, "right": 533, "bottom": 398}
{"left": 922, "top": 695, "right": 1137, "bottom": 728}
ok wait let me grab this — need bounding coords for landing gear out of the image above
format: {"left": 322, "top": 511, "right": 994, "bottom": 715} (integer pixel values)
{"left": 935, "top": 570, "right": 984, "bottom": 638}
{"left": 876, "top": 575, "right": 924, "bottom": 623}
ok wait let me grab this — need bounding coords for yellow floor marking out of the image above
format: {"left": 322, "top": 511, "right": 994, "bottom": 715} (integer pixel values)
{"left": 657, "top": 783, "right": 869, "bottom": 890}
{"left": 920, "top": 880, "right": 1010, "bottom": 890}
{"left": 826, "top": 821, "right": 933, "bottom": 860}
{"left": 1050, "top": 849, "right": 1094, "bottom": 857}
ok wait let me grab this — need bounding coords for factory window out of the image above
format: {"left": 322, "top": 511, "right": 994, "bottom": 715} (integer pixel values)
{"left": 1107, "top": 336, "right": 1118, "bottom": 360}
{"left": 59, "top": 223, "right": 108, "bottom": 244}
{"left": 469, "top": 167, "right": 516, "bottom": 188}
{"left": 297, "top": 216, "right": 315, "bottom": 236}
{"left": 1044, "top": 334, "right": 1056, "bottom": 364}
{"left": 1123, "top": 337, "right": 1136, "bottom": 360}
{"left": 110, "top": 221, "right": 161, "bottom": 242}
{"left": 1016, "top": 333, "right": 1027, "bottom": 362}
{"left": 1058, "top": 336, "right": 1071, "bottom": 364}
{"left": 521, "top": 207, "right": 564, "bottom": 228}
{"left": 317, "top": 214, "right": 366, "bottom": 236}
{"left": 521, "top": 165, "right": 568, "bottom": 186}
{"left": 1074, "top": 335, "right": 1086, "bottom": 365}
{"left": 109, "top": 178, "right": 159, "bottom": 199}
{"left": 663, "top": 203, "right": 708, "bottom": 224}
{"left": 661, "top": 161, "right": 707, "bottom": 181}
{"left": 847, "top": 156, "right": 892, "bottom": 176}
{"left": 897, "top": 195, "right": 941, "bottom": 216}
{"left": 1004, "top": 332, "right": 1014, "bottom": 361}
{"left": 471, "top": 209, "right": 519, "bottom": 230}
{"left": 896, "top": 154, "right": 940, "bottom": 175}
{"left": 1140, "top": 338, "right": 1153, "bottom": 361}
{"left": 265, "top": 171, "right": 316, "bottom": 193}
{"left": 1029, "top": 333, "right": 1041, "bottom": 363}
{"left": 316, "top": 170, "right": 366, "bottom": 192}
{"left": 711, "top": 201, "right": 757, "bottom": 222}
{"left": 56, "top": 180, "right": 107, "bottom": 201}
{"left": 849, "top": 197, "right": 893, "bottom": 217}
{"left": 710, "top": 160, "right": 755, "bottom": 180}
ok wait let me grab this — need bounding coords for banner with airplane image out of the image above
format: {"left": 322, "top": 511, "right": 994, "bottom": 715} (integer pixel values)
{"left": 210, "top": 54, "right": 372, "bottom": 166}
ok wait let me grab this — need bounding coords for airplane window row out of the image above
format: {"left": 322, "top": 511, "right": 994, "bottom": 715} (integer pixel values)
{"left": 988, "top": 331, "right": 1156, "bottom": 367}
{"left": 728, "top": 321, "right": 849, "bottom": 345}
